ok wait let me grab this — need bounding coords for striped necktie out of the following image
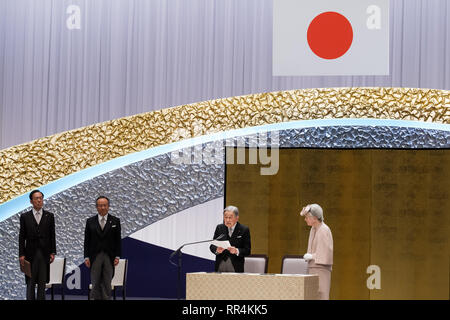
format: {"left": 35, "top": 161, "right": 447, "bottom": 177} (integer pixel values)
{"left": 35, "top": 211, "right": 41, "bottom": 224}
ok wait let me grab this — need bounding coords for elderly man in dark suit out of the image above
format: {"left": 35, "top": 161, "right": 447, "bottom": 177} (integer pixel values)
{"left": 209, "top": 205, "right": 251, "bottom": 272}
{"left": 84, "top": 196, "right": 121, "bottom": 300}
{"left": 19, "top": 190, "right": 56, "bottom": 300}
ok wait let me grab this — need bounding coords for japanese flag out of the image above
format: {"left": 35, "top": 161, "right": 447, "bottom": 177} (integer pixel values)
{"left": 273, "top": 0, "right": 389, "bottom": 76}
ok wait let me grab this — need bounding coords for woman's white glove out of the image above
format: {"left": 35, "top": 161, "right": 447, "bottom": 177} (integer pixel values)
{"left": 303, "top": 253, "right": 313, "bottom": 261}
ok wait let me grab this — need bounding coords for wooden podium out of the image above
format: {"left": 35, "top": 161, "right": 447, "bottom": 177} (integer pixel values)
{"left": 186, "top": 272, "right": 319, "bottom": 300}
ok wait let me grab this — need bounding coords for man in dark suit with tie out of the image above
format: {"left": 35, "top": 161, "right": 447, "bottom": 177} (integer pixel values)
{"left": 84, "top": 196, "right": 121, "bottom": 300}
{"left": 19, "top": 190, "right": 56, "bottom": 300}
{"left": 209, "top": 206, "right": 251, "bottom": 272}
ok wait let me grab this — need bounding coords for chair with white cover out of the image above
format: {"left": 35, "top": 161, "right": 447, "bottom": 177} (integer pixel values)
{"left": 111, "top": 258, "right": 128, "bottom": 300}
{"left": 244, "top": 254, "right": 268, "bottom": 274}
{"left": 88, "top": 259, "right": 128, "bottom": 300}
{"left": 281, "top": 255, "right": 309, "bottom": 274}
{"left": 46, "top": 257, "right": 66, "bottom": 300}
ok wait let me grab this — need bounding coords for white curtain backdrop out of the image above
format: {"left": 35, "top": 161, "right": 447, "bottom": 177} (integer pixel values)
{"left": 0, "top": 0, "right": 449, "bottom": 149}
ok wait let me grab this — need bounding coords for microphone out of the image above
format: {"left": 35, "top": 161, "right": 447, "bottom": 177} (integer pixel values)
{"left": 215, "top": 234, "right": 226, "bottom": 240}
{"left": 169, "top": 235, "right": 224, "bottom": 261}
{"left": 169, "top": 233, "right": 227, "bottom": 300}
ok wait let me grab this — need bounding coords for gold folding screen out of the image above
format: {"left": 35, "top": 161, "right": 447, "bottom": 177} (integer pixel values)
{"left": 225, "top": 148, "right": 449, "bottom": 300}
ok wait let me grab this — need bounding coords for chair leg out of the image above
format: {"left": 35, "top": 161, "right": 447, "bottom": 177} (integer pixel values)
{"left": 88, "top": 287, "right": 90, "bottom": 300}
{"left": 113, "top": 288, "right": 116, "bottom": 300}
{"left": 61, "top": 285, "right": 65, "bottom": 300}
{"left": 51, "top": 286, "right": 54, "bottom": 300}
{"left": 123, "top": 287, "right": 126, "bottom": 300}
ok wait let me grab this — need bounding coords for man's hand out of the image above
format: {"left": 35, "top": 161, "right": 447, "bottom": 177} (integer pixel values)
{"left": 84, "top": 258, "right": 90, "bottom": 268}
{"left": 50, "top": 254, "right": 55, "bottom": 264}
{"left": 228, "top": 246, "right": 238, "bottom": 255}
{"left": 19, "top": 256, "right": 25, "bottom": 267}
{"left": 114, "top": 258, "right": 119, "bottom": 266}
{"left": 216, "top": 247, "right": 225, "bottom": 254}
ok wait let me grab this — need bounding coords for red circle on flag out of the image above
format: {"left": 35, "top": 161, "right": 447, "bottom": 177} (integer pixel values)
{"left": 307, "top": 11, "right": 353, "bottom": 60}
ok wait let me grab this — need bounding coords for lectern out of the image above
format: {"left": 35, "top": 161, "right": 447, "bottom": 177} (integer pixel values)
{"left": 186, "top": 272, "right": 319, "bottom": 300}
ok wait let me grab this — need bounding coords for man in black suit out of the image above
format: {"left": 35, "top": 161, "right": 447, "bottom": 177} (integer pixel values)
{"left": 84, "top": 196, "right": 121, "bottom": 300}
{"left": 209, "top": 206, "right": 251, "bottom": 272}
{"left": 19, "top": 190, "right": 56, "bottom": 300}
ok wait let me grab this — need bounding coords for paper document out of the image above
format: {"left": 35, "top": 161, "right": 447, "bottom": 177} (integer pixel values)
{"left": 212, "top": 240, "right": 231, "bottom": 248}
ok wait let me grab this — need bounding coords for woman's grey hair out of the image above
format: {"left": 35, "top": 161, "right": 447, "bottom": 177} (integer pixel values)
{"left": 300, "top": 203, "right": 324, "bottom": 222}
{"left": 224, "top": 205, "right": 239, "bottom": 216}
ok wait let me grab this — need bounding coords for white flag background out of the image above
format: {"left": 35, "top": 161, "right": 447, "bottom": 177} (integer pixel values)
{"left": 273, "top": 0, "right": 390, "bottom": 76}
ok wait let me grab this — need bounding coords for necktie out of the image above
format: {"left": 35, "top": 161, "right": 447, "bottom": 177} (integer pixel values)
{"left": 101, "top": 217, "right": 106, "bottom": 230}
{"left": 35, "top": 212, "right": 41, "bottom": 224}
{"left": 228, "top": 227, "right": 232, "bottom": 237}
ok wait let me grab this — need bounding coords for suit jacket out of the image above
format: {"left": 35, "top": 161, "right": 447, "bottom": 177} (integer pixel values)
{"left": 18, "top": 209, "right": 56, "bottom": 282}
{"left": 209, "top": 222, "right": 251, "bottom": 272}
{"left": 84, "top": 214, "right": 122, "bottom": 267}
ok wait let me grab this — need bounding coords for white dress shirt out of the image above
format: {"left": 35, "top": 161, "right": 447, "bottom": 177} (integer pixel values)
{"left": 32, "top": 208, "right": 43, "bottom": 224}
{"left": 98, "top": 213, "right": 108, "bottom": 229}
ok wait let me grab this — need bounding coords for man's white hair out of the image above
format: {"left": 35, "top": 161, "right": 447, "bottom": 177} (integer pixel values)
{"left": 224, "top": 205, "right": 239, "bottom": 216}
{"left": 300, "top": 203, "right": 324, "bottom": 222}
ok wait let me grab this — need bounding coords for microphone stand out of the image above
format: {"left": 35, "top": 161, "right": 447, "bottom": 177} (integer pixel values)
{"left": 169, "top": 234, "right": 225, "bottom": 300}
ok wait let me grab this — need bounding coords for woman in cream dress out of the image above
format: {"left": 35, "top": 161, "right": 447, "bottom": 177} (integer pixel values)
{"left": 300, "top": 204, "right": 333, "bottom": 300}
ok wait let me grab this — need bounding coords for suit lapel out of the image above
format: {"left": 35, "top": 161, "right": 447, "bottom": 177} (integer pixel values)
{"left": 235, "top": 222, "right": 242, "bottom": 237}
{"left": 38, "top": 210, "right": 48, "bottom": 227}
{"left": 103, "top": 215, "right": 112, "bottom": 234}
{"left": 29, "top": 209, "right": 48, "bottom": 227}
{"left": 29, "top": 210, "right": 44, "bottom": 229}
{"left": 95, "top": 216, "right": 103, "bottom": 236}
{"left": 27, "top": 210, "right": 40, "bottom": 228}
{"left": 96, "top": 215, "right": 112, "bottom": 236}
{"left": 229, "top": 222, "right": 241, "bottom": 243}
